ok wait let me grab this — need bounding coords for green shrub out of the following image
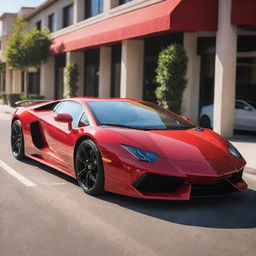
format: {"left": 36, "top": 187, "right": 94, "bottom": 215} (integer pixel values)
{"left": 155, "top": 44, "right": 188, "bottom": 114}
{"left": 64, "top": 63, "right": 79, "bottom": 98}
{"left": 28, "top": 94, "right": 45, "bottom": 100}
{"left": 20, "top": 94, "right": 45, "bottom": 100}
{"left": 6, "top": 93, "right": 22, "bottom": 107}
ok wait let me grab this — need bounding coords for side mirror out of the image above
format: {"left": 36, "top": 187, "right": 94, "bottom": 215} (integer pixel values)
{"left": 54, "top": 113, "right": 73, "bottom": 130}
{"left": 182, "top": 116, "right": 192, "bottom": 122}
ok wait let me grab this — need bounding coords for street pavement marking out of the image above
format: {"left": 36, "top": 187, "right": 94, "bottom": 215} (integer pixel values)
{"left": 0, "top": 160, "right": 37, "bottom": 187}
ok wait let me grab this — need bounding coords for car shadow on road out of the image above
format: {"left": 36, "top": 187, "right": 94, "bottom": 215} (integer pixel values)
{"left": 23, "top": 158, "right": 77, "bottom": 185}
{"left": 97, "top": 189, "right": 256, "bottom": 229}
{"left": 23, "top": 158, "right": 256, "bottom": 229}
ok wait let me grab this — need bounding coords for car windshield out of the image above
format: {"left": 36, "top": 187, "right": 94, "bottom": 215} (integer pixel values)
{"left": 87, "top": 101, "right": 195, "bottom": 130}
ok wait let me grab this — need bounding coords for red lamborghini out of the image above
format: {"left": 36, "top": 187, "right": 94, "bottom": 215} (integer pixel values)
{"left": 11, "top": 97, "right": 247, "bottom": 200}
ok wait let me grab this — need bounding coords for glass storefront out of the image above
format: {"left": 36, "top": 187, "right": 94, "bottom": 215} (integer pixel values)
{"left": 55, "top": 53, "right": 66, "bottom": 99}
{"left": 236, "top": 58, "right": 256, "bottom": 102}
{"left": 84, "top": 48, "right": 100, "bottom": 97}
{"left": 198, "top": 36, "right": 256, "bottom": 112}
{"left": 111, "top": 44, "right": 121, "bottom": 97}
{"left": 28, "top": 69, "right": 40, "bottom": 94}
{"left": 198, "top": 35, "right": 256, "bottom": 133}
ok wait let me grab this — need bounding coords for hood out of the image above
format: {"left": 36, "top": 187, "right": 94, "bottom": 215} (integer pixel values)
{"left": 109, "top": 127, "right": 232, "bottom": 163}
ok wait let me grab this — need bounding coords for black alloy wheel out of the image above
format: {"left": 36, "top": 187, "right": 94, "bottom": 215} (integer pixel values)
{"left": 75, "top": 139, "right": 104, "bottom": 195}
{"left": 11, "top": 120, "right": 25, "bottom": 160}
{"left": 199, "top": 115, "right": 212, "bottom": 129}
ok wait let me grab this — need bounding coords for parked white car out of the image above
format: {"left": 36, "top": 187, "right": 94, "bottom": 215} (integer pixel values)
{"left": 200, "top": 100, "right": 256, "bottom": 132}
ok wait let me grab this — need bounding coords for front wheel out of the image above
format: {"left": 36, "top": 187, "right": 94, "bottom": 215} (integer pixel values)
{"left": 11, "top": 119, "right": 25, "bottom": 160}
{"left": 75, "top": 139, "right": 104, "bottom": 195}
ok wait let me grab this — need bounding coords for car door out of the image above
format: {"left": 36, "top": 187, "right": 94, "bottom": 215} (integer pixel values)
{"left": 234, "top": 101, "right": 256, "bottom": 131}
{"left": 42, "top": 101, "right": 85, "bottom": 171}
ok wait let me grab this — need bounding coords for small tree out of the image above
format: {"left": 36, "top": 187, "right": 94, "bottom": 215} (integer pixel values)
{"left": 4, "top": 16, "right": 51, "bottom": 98}
{"left": 64, "top": 63, "right": 79, "bottom": 98}
{"left": 155, "top": 44, "right": 188, "bottom": 114}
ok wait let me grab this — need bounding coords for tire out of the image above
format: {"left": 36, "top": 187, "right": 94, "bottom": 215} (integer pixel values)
{"left": 75, "top": 139, "right": 104, "bottom": 195}
{"left": 11, "top": 119, "right": 25, "bottom": 160}
{"left": 199, "top": 115, "right": 212, "bottom": 129}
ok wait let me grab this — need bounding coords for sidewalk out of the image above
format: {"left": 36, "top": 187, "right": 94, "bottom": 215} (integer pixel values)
{"left": 0, "top": 102, "right": 255, "bottom": 169}
{"left": 230, "top": 136, "right": 256, "bottom": 170}
{"left": 0, "top": 103, "right": 15, "bottom": 115}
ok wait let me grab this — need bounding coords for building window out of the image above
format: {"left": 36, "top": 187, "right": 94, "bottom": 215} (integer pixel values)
{"left": 36, "top": 21, "right": 42, "bottom": 30}
{"left": 84, "top": 49, "right": 100, "bottom": 97}
{"left": 85, "top": 0, "right": 103, "bottom": 19}
{"left": 48, "top": 13, "right": 56, "bottom": 32}
{"left": 119, "top": 0, "right": 133, "bottom": 5}
{"left": 63, "top": 4, "right": 74, "bottom": 28}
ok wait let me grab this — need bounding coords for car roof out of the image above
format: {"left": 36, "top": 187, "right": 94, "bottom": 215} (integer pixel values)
{"left": 68, "top": 97, "right": 143, "bottom": 104}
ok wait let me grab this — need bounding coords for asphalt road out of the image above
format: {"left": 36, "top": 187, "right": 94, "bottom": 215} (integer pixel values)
{"left": 1, "top": 112, "right": 256, "bottom": 256}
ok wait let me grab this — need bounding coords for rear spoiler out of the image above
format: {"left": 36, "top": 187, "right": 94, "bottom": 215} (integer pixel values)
{"left": 15, "top": 100, "right": 52, "bottom": 106}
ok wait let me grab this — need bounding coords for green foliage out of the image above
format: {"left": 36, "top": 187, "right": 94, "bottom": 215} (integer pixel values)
{"left": 4, "top": 16, "right": 51, "bottom": 70}
{"left": 0, "top": 62, "right": 5, "bottom": 73}
{"left": 6, "top": 93, "right": 22, "bottom": 107}
{"left": 64, "top": 64, "right": 79, "bottom": 98}
{"left": 20, "top": 94, "right": 45, "bottom": 100}
{"left": 155, "top": 44, "right": 188, "bottom": 114}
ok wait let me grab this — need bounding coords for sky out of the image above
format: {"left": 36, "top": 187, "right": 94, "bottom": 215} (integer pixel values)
{"left": 0, "top": 0, "right": 46, "bottom": 33}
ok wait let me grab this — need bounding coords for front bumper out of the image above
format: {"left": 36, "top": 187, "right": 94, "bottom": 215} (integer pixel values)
{"left": 131, "top": 169, "right": 247, "bottom": 200}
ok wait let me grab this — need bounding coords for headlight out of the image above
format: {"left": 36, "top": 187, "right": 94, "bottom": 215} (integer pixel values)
{"left": 228, "top": 142, "right": 241, "bottom": 158}
{"left": 121, "top": 145, "right": 160, "bottom": 163}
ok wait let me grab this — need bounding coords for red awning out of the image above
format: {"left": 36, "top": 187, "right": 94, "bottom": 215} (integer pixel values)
{"left": 232, "top": 0, "right": 256, "bottom": 28}
{"left": 51, "top": 0, "right": 218, "bottom": 54}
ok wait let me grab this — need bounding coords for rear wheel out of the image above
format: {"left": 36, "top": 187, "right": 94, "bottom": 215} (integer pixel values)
{"left": 75, "top": 139, "right": 104, "bottom": 195}
{"left": 11, "top": 120, "right": 25, "bottom": 160}
{"left": 199, "top": 115, "right": 211, "bottom": 129}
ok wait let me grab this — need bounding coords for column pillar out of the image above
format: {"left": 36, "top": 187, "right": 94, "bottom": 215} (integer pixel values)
{"left": 56, "top": 8, "right": 63, "bottom": 30}
{"left": 104, "top": 0, "right": 112, "bottom": 15}
{"left": 74, "top": 0, "right": 85, "bottom": 23}
{"left": 5, "top": 69, "right": 12, "bottom": 93}
{"left": 182, "top": 32, "right": 201, "bottom": 123}
{"left": 110, "top": 0, "right": 119, "bottom": 9}
{"left": 66, "top": 51, "right": 84, "bottom": 96}
{"left": 0, "top": 73, "right": 3, "bottom": 92}
{"left": 120, "top": 40, "right": 144, "bottom": 99}
{"left": 40, "top": 56, "right": 55, "bottom": 99}
{"left": 99, "top": 47, "right": 111, "bottom": 97}
{"left": 12, "top": 70, "right": 22, "bottom": 93}
{"left": 213, "top": 0, "right": 237, "bottom": 138}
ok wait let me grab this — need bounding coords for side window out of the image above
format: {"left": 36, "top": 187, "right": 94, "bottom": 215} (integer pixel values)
{"left": 55, "top": 101, "right": 84, "bottom": 128}
{"left": 78, "top": 113, "right": 89, "bottom": 127}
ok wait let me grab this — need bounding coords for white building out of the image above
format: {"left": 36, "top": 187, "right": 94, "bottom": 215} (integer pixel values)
{"left": 0, "top": 0, "right": 256, "bottom": 138}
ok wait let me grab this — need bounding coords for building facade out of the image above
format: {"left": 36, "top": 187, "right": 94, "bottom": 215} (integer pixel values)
{"left": 0, "top": 0, "right": 256, "bottom": 138}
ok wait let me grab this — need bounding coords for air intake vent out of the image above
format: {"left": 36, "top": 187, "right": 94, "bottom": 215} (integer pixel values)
{"left": 133, "top": 173, "right": 184, "bottom": 194}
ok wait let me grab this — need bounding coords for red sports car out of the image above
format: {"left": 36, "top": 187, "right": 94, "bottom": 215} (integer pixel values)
{"left": 11, "top": 97, "right": 247, "bottom": 200}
